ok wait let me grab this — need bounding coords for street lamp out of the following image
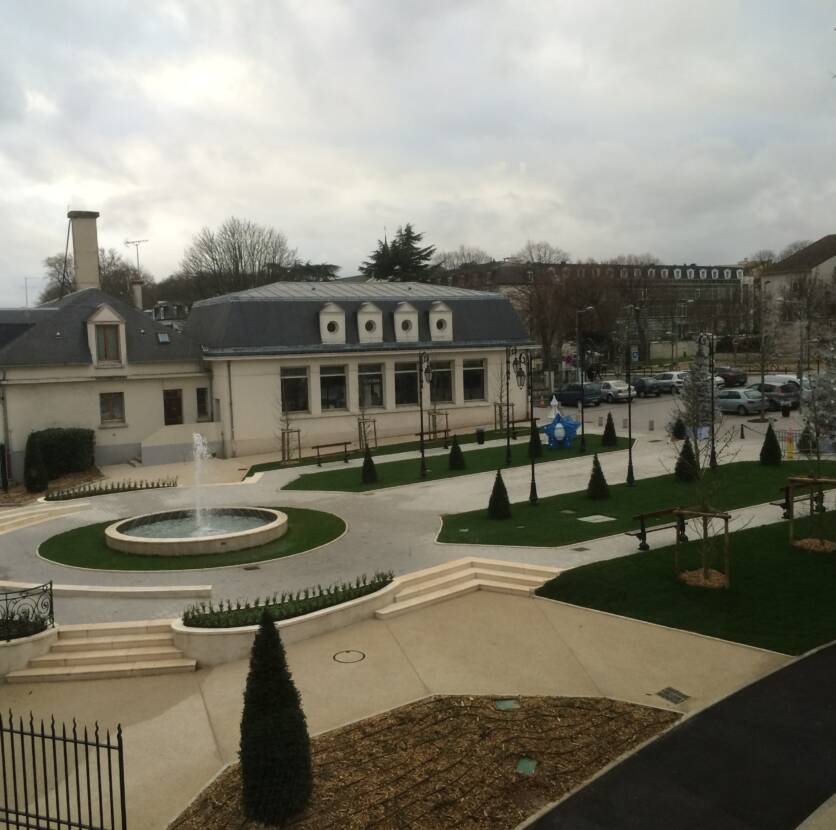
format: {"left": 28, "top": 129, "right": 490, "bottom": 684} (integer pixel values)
{"left": 417, "top": 351, "right": 433, "bottom": 477}
{"left": 623, "top": 305, "right": 638, "bottom": 486}
{"left": 504, "top": 345, "right": 513, "bottom": 465}
{"left": 707, "top": 332, "right": 718, "bottom": 470}
{"left": 576, "top": 306, "right": 595, "bottom": 453}
{"left": 512, "top": 348, "right": 538, "bottom": 504}
{"left": 757, "top": 280, "right": 772, "bottom": 423}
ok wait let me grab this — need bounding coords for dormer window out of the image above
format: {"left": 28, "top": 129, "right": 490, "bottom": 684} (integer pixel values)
{"left": 357, "top": 302, "right": 383, "bottom": 344}
{"left": 319, "top": 302, "right": 346, "bottom": 345}
{"left": 87, "top": 303, "right": 126, "bottom": 368}
{"left": 429, "top": 301, "right": 453, "bottom": 342}
{"left": 96, "top": 324, "right": 121, "bottom": 362}
{"left": 394, "top": 301, "right": 419, "bottom": 343}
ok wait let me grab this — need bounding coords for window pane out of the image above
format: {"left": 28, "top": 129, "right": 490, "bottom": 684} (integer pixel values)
{"left": 321, "top": 366, "right": 346, "bottom": 410}
{"left": 281, "top": 368, "right": 309, "bottom": 413}
{"left": 463, "top": 359, "right": 485, "bottom": 401}
{"left": 358, "top": 364, "right": 384, "bottom": 408}
{"left": 430, "top": 361, "right": 453, "bottom": 404}
{"left": 96, "top": 325, "right": 120, "bottom": 362}
{"left": 196, "top": 387, "right": 210, "bottom": 419}
{"left": 163, "top": 389, "right": 183, "bottom": 425}
{"left": 99, "top": 392, "right": 125, "bottom": 423}
{"left": 395, "top": 362, "right": 418, "bottom": 406}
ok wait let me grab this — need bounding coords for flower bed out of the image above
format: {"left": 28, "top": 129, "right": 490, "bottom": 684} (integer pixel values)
{"left": 45, "top": 476, "right": 178, "bottom": 501}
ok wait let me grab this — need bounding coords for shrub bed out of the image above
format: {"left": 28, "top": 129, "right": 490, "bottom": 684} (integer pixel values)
{"left": 182, "top": 571, "right": 394, "bottom": 628}
{"left": 46, "top": 477, "right": 177, "bottom": 501}
{"left": 24, "top": 427, "right": 95, "bottom": 491}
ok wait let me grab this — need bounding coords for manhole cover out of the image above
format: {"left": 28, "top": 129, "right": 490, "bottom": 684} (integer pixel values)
{"left": 578, "top": 514, "right": 617, "bottom": 523}
{"left": 333, "top": 650, "right": 366, "bottom": 664}
{"left": 572, "top": 546, "right": 590, "bottom": 552}
{"left": 657, "top": 686, "right": 690, "bottom": 704}
{"left": 560, "top": 509, "right": 577, "bottom": 515}
{"left": 648, "top": 439, "right": 663, "bottom": 443}
{"left": 516, "top": 757, "right": 537, "bottom": 775}
{"left": 459, "top": 528, "right": 469, "bottom": 533}
{"left": 242, "top": 565, "right": 260, "bottom": 571}
{"left": 495, "top": 698, "right": 520, "bottom": 711}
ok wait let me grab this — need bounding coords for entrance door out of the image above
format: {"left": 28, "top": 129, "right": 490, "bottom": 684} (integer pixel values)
{"left": 163, "top": 389, "right": 183, "bottom": 425}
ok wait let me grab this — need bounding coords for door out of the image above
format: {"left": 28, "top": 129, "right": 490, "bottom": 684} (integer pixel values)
{"left": 163, "top": 388, "right": 183, "bottom": 425}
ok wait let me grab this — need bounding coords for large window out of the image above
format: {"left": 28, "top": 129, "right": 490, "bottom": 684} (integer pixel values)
{"left": 463, "top": 359, "right": 486, "bottom": 401}
{"left": 358, "top": 363, "right": 384, "bottom": 409}
{"left": 430, "top": 360, "right": 453, "bottom": 404}
{"left": 95, "top": 325, "right": 120, "bottom": 363}
{"left": 163, "top": 389, "right": 183, "bottom": 425}
{"left": 196, "top": 387, "right": 211, "bottom": 420}
{"left": 320, "top": 365, "right": 347, "bottom": 410}
{"left": 395, "top": 362, "right": 418, "bottom": 406}
{"left": 99, "top": 392, "right": 125, "bottom": 424}
{"left": 281, "top": 367, "right": 309, "bottom": 413}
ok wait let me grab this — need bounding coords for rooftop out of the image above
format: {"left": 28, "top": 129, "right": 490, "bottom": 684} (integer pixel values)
{"left": 766, "top": 235, "right": 836, "bottom": 275}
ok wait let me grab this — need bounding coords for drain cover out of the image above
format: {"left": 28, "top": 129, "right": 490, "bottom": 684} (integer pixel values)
{"left": 333, "top": 650, "right": 366, "bottom": 664}
{"left": 649, "top": 439, "right": 663, "bottom": 443}
{"left": 560, "top": 509, "right": 577, "bottom": 515}
{"left": 572, "top": 547, "right": 590, "bottom": 552}
{"left": 242, "top": 565, "right": 260, "bottom": 571}
{"left": 495, "top": 698, "right": 520, "bottom": 711}
{"left": 657, "top": 686, "right": 690, "bottom": 704}
{"left": 516, "top": 757, "right": 537, "bottom": 775}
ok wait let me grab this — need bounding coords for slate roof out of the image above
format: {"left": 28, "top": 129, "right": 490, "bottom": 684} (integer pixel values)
{"left": 766, "top": 235, "right": 836, "bottom": 275}
{"left": 0, "top": 308, "right": 57, "bottom": 351}
{"left": 186, "top": 281, "right": 530, "bottom": 357}
{"left": 0, "top": 288, "right": 203, "bottom": 367}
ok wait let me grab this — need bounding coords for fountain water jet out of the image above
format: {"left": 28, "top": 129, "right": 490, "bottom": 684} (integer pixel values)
{"left": 192, "top": 432, "right": 212, "bottom": 530}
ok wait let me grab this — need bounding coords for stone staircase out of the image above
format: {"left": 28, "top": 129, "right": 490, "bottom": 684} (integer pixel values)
{"left": 0, "top": 502, "right": 88, "bottom": 535}
{"left": 5, "top": 620, "right": 197, "bottom": 683}
{"left": 375, "top": 558, "right": 560, "bottom": 620}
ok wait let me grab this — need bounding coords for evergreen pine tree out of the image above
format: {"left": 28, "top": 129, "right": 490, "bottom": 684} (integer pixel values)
{"left": 798, "top": 423, "right": 815, "bottom": 457}
{"left": 23, "top": 434, "right": 48, "bottom": 492}
{"left": 760, "top": 422, "right": 783, "bottom": 466}
{"left": 601, "top": 412, "right": 617, "bottom": 447}
{"left": 528, "top": 420, "right": 543, "bottom": 459}
{"left": 240, "top": 612, "right": 312, "bottom": 824}
{"left": 487, "top": 470, "right": 512, "bottom": 519}
{"left": 361, "top": 446, "right": 378, "bottom": 483}
{"left": 672, "top": 416, "right": 686, "bottom": 440}
{"left": 586, "top": 454, "right": 610, "bottom": 499}
{"left": 675, "top": 435, "right": 699, "bottom": 482}
{"left": 448, "top": 435, "right": 466, "bottom": 470}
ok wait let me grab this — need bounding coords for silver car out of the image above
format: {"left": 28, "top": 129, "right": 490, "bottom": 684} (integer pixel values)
{"left": 599, "top": 380, "right": 636, "bottom": 403}
{"left": 717, "top": 388, "right": 763, "bottom": 415}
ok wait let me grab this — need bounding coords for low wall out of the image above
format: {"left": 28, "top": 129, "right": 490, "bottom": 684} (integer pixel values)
{"left": 172, "top": 580, "right": 400, "bottom": 666}
{"left": 0, "top": 628, "right": 58, "bottom": 680}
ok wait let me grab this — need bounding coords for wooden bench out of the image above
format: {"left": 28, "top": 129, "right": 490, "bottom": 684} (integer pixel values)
{"left": 626, "top": 508, "right": 689, "bottom": 551}
{"left": 414, "top": 430, "right": 450, "bottom": 449}
{"left": 312, "top": 441, "right": 351, "bottom": 467}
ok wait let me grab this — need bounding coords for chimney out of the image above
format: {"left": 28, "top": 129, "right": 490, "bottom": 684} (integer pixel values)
{"left": 67, "top": 210, "right": 100, "bottom": 291}
{"left": 130, "top": 273, "right": 143, "bottom": 310}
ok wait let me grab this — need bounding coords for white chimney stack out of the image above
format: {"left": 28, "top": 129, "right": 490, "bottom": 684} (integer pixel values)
{"left": 67, "top": 210, "right": 100, "bottom": 291}
{"left": 130, "top": 273, "right": 143, "bottom": 309}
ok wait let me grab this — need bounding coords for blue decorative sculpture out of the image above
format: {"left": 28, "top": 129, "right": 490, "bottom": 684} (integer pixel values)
{"left": 543, "top": 412, "right": 580, "bottom": 449}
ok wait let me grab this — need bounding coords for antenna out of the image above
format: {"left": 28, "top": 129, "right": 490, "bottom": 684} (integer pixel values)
{"left": 124, "top": 239, "right": 149, "bottom": 272}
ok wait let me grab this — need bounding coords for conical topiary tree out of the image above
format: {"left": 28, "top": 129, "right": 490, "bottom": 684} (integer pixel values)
{"left": 798, "top": 423, "right": 815, "bottom": 457}
{"left": 448, "top": 435, "right": 466, "bottom": 470}
{"left": 528, "top": 420, "right": 543, "bottom": 459}
{"left": 672, "top": 416, "right": 686, "bottom": 440}
{"left": 760, "top": 422, "right": 782, "bottom": 466}
{"left": 675, "top": 435, "right": 699, "bottom": 482}
{"left": 586, "top": 454, "right": 610, "bottom": 500}
{"left": 487, "top": 469, "right": 511, "bottom": 519}
{"left": 361, "top": 446, "right": 378, "bottom": 483}
{"left": 24, "top": 434, "right": 48, "bottom": 492}
{"left": 601, "top": 412, "right": 617, "bottom": 447}
{"left": 240, "top": 611, "right": 312, "bottom": 824}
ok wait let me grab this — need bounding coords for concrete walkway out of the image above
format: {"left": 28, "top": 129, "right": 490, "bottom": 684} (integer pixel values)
{"left": 0, "top": 592, "right": 787, "bottom": 830}
{"left": 527, "top": 641, "right": 836, "bottom": 830}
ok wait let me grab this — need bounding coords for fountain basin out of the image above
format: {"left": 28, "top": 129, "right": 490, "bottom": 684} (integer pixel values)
{"left": 104, "top": 508, "right": 288, "bottom": 557}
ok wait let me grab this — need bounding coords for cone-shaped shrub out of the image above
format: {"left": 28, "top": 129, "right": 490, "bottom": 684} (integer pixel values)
{"left": 760, "top": 422, "right": 783, "bottom": 466}
{"left": 487, "top": 470, "right": 511, "bottom": 519}
{"left": 672, "top": 416, "right": 686, "bottom": 440}
{"left": 601, "top": 412, "right": 617, "bottom": 447}
{"left": 528, "top": 420, "right": 543, "bottom": 459}
{"left": 240, "top": 611, "right": 312, "bottom": 824}
{"left": 586, "top": 454, "right": 610, "bottom": 499}
{"left": 675, "top": 435, "right": 699, "bottom": 482}
{"left": 23, "top": 434, "right": 49, "bottom": 492}
{"left": 448, "top": 435, "right": 466, "bottom": 470}
{"left": 798, "top": 424, "right": 815, "bottom": 456}
{"left": 361, "top": 447, "right": 378, "bottom": 483}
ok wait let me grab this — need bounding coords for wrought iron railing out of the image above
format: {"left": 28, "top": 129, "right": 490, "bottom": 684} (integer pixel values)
{"left": 0, "top": 582, "right": 54, "bottom": 642}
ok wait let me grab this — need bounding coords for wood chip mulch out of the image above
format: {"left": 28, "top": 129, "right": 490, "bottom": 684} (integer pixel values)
{"left": 793, "top": 538, "right": 836, "bottom": 553}
{"left": 679, "top": 567, "right": 729, "bottom": 589}
{"left": 169, "top": 695, "right": 679, "bottom": 830}
{"left": 0, "top": 467, "right": 103, "bottom": 507}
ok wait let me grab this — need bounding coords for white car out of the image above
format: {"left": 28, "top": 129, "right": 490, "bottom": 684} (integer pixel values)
{"left": 679, "top": 372, "right": 725, "bottom": 392}
{"left": 654, "top": 371, "right": 689, "bottom": 393}
{"left": 599, "top": 380, "right": 636, "bottom": 403}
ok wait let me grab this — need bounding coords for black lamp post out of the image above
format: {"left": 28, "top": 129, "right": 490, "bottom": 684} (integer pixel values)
{"left": 624, "top": 306, "right": 637, "bottom": 486}
{"left": 417, "top": 351, "right": 433, "bottom": 477}
{"left": 512, "top": 348, "right": 538, "bottom": 504}
{"left": 708, "top": 332, "right": 718, "bottom": 470}
{"left": 576, "top": 306, "right": 594, "bottom": 453}
{"left": 505, "top": 345, "right": 513, "bottom": 465}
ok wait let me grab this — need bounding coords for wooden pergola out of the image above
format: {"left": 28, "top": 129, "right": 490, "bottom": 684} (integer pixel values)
{"left": 785, "top": 476, "right": 836, "bottom": 544}
{"left": 673, "top": 507, "right": 732, "bottom": 588}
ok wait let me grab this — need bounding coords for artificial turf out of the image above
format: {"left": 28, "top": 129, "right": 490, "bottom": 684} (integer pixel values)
{"left": 281, "top": 437, "right": 632, "bottom": 492}
{"left": 38, "top": 506, "right": 345, "bottom": 571}
{"left": 438, "top": 460, "right": 836, "bottom": 547}
{"left": 535, "top": 512, "right": 836, "bottom": 655}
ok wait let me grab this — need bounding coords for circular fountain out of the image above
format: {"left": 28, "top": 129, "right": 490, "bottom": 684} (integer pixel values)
{"left": 104, "top": 433, "right": 288, "bottom": 557}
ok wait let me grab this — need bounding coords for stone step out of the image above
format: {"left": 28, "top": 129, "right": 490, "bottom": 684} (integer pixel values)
{"left": 394, "top": 568, "right": 544, "bottom": 602}
{"left": 31, "top": 646, "right": 184, "bottom": 668}
{"left": 5, "top": 658, "right": 197, "bottom": 684}
{"left": 58, "top": 620, "right": 173, "bottom": 639}
{"left": 52, "top": 633, "right": 174, "bottom": 653}
{"left": 466, "top": 558, "right": 561, "bottom": 579}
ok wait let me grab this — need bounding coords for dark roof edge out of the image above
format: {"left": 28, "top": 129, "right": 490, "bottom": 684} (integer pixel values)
{"left": 201, "top": 339, "right": 535, "bottom": 358}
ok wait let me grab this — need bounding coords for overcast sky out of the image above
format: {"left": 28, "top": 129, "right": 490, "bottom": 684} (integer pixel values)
{"left": 1, "top": 0, "right": 834, "bottom": 304}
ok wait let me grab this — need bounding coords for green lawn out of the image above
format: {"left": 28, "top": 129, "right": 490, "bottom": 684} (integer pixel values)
{"left": 245, "top": 429, "right": 509, "bottom": 477}
{"left": 38, "top": 507, "right": 345, "bottom": 571}
{"left": 439, "top": 460, "right": 836, "bottom": 547}
{"left": 282, "top": 437, "right": 632, "bottom": 492}
{"left": 535, "top": 513, "right": 836, "bottom": 655}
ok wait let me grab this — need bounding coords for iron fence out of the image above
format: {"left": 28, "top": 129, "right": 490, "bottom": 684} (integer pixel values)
{"left": 1, "top": 582, "right": 54, "bottom": 642}
{"left": 0, "top": 711, "right": 127, "bottom": 829}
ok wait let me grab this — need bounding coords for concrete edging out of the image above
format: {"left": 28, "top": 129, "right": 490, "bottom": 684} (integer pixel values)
{"left": 0, "top": 627, "right": 59, "bottom": 680}
{"left": 0, "top": 581, "right": 211, "bottom": 599}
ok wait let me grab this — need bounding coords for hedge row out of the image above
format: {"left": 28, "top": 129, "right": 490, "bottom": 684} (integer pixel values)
{"left": 46, "top": 477, "right": 178, "bottom": 501}
{"left": 25, "top": 428, "right": 95, "bottom": 492}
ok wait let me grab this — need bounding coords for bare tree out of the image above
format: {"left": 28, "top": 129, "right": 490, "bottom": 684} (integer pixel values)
{"left": 606, "top": 253, "right": 661, "bottom": 266}
{"left": 433, "top": 245, "right": 492, "bottom": 269}
{"left": 778, "top": 240, "right": 813, "bottom": 261}
{"left": 514, "top": 240, "right": 571, "bottom": 265}
{"left": 747, "top": 248, "right": 776, "bottom": 265}
{"left": 39, "top": 249, "right": 152, "bottom": 303}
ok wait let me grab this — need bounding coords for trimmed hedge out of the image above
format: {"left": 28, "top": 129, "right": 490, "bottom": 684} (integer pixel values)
{"left": 46, "top": 477, "right": 177, "bottom": 501}
{"left": 24, "top": 428, "right": 95, "bottom": 489}
{"left": 24, "top": 433, "right": 49, "bottom": 492}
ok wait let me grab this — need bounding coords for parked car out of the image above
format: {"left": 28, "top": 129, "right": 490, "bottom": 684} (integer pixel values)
{"left": 717, "top": 388, "right": 763, "bottom": 415}
{"left": 632, "top": 376, "right": 662, "bottom": 397}
{"left": 680, "top": 372, "right": 726, "bottom": 389}
{"left": 654, "top": 371, "right": 689, "bottom": 393}
{"left": 554, "top": 382, "right": 602, "bottom": 407}
{"left": 599, "top": 380, "right": 636, "bottom": 403}
{"left": 715, "top": 367, "right": 748, "bottom": 387}
{"left": 765, "top": 374, "right": 813, "bottom": 404}
{"left": 747, "top": 382, "right": 800, "bottom": 410}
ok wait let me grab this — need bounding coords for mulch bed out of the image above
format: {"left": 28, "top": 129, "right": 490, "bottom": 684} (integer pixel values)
{"left": 0, "top": 467, "right": 103, "bottom": 507}
{"left": 679, "top": 567, "right": 729, "bottom": 589}
{"left": 793, "top": 538, "right": 836, "bottom": 553}
{"left": 169, "top": 695, "right": 679, "bottom": 830}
